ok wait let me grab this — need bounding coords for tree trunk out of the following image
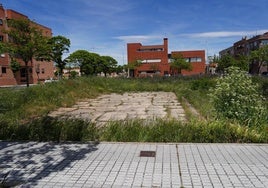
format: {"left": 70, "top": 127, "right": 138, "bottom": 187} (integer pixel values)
{"left": 25, "top": 61, "right": 29, "bottom": 87}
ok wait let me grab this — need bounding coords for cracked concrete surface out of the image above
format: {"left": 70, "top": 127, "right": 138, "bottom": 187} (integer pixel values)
{"left": 49, "top": 92, "right": 185, "bottom": 125}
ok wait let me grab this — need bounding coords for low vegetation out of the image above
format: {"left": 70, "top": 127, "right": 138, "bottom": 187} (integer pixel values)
{"left": 0, "top": 72, "right": 267, "bottom": 143}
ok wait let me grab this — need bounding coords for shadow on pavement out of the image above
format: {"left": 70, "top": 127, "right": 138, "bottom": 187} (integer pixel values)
{"left": 0, "top": 141, "right": 98, "bottom": 187}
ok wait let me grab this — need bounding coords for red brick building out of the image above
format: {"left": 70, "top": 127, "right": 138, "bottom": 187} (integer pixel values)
{"left": 127, "top": 38, "right": 206, "bottom": 77}
{"left": 171, "top": 50, "right": 206, "bottom": 76}
{"left": 0, "top": 5, "right": 54, "bottom": 86}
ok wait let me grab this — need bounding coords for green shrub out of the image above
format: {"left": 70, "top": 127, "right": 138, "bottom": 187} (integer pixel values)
{"left": 209, "top": 67, "right": 267, "bottom": 126}
{"left": 252, "top": 76, "right": 268, "bottom": 97}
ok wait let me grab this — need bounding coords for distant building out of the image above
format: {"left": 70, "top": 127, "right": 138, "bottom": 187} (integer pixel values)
{"left": 62, "top": 67, "right": 81, "bottom": 78}
{"left": 219, "top": 32, "right": 268, "bottom": 74}
{"left": 0, "top": 4, "right": 54, "bottom": 86}
{"left": 219, "top": 46, "right": 234, "bottom": 57}
{"left": 127, "top": 38, "right": 206, "bottom": 77}
{"left": 171, "top": 50, "right": 206, "bottom": 76}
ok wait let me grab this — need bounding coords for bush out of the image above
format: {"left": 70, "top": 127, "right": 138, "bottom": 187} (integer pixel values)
{"left": 209, "top": 67, "right": 267, "bottom": 126}
{"left": 252, "top": 76, "right": 268, "bottom": 97}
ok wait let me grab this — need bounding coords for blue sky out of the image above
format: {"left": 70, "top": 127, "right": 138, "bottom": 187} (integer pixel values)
{"left": 1, "top": 0, "right": 268, "bottom": 65}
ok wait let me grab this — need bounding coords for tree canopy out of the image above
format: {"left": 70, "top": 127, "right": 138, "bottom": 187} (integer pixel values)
{"left": 3, "top": 18, "right": 51, "bottom": 86}
{"left": 217, "top": 54, "right": 248, "bottom": 72}
{"left": 249, "top": 45, "right": 268, "bottom": 74}
{"left": 67, "top": 50, "right": 99, "bottom": 75}
{"left": 170, "top": 53, "right": 192, "bottom": 75}
{"left": 99, "top": 56, "right": 118, "bottom": 77}
{"left": 49, "top": 35, "right": 70, "bottom": 78}
{"left": 67, "top": 50, "right": 119, "bottom": 76}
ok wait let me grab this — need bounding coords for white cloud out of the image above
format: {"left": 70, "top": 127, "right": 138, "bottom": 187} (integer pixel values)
{"left": 182, "top": 30, "right": 268, "bottom": 38}
{"left": 114, "top": 35, "right": 164, "bottom": 43}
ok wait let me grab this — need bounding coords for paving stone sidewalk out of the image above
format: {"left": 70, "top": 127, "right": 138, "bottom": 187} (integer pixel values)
{"left": 48, "top": 92, "right": 186, "bottom": 126}
{"left": 0, "top": 142, "right": 267, "bottom": 187}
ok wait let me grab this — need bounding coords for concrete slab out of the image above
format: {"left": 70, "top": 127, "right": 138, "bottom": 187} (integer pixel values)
{"left": 48, "top": 92, "right": 186, "bottom": 125}
{"left": 0, "top": 142, "right": 267, "bottom": 188}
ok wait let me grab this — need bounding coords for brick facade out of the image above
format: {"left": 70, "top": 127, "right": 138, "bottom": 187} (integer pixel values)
{"left": 172, "top": 50, "right": 206, "bottom": 76}
{"left": 219, "top": 32, "right": 268, "bottom": 74}
{"left": 0, "top": 5, "right": 54, "bottom": 86}
{"left": 127, "top": 38, "right": 206, "bottom": 77}
{"left": 127, "top": 38, "right": 169, "bottom": 77}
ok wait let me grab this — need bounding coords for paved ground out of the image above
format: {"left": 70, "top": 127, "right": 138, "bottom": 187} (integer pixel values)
{"left": 0, "top": 142, "right": 267, "bottom": 188}
{"left": 48, "top": 92, "right": 186, "bottom": 126}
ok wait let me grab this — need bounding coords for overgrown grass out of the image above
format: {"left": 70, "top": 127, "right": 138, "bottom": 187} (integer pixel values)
{"left": 100, "top": 119, "right": 267, "bottom": 143}
{"left": 0, "top": 76, "right": 267, "bottom": 142}
{"left": 0, "top": 116, "right": 98, "bottom": 142}
{"left": 1, "top": 116, "right": 266, "bottom": 143}
{"left": 0, "top": 77, "right": 195, "bottom": 122}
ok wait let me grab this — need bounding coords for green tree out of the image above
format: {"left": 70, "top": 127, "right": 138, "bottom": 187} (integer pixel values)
{"left": 68, "top": 50, "right": 101, "bottom": 75}
{"left": 99, "top": 56, "right": 118, "bottom": 77}
{"left": 217, "top": 54, "right": 236, "bottom": 72}
{"left": 69, "top": 70, "right": 78, "bottom": 79}
{"left": 170, "top": 53, "right": 192, "bottom": 75}
{"left": 209, "top": 67, "right": 267, "bottom": 126}
{"left": 217, "top": 54, "right": 249, "bottom": 73}
{"left": 126, "top": 60, "right": 142, "bottom": 77}
{"left": 10, "top": 59, "right": 20, "bottom": 73}
{"left": 0, "top": 41, "right": 5, "bottom": 53}
{"left": 236, "top": 55, "right": 249, "bottom": 71}
{"left": 115, "top": 65, "right": 125, "bottom": 74}
{"left": 48, "top": 35, "right": 70, "bottom": 78}
{"left": 3, "top": 18, "right": 50, "bottom": 87}
{"left": 250, "top": 45, "right": 268, "bottom": 74}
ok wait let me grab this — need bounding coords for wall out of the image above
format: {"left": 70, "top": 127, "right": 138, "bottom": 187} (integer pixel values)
{"left": 127, "top": 38, "right": 169, "bottom": 77}
{"left": 127, "top": 38, "right": 206, "bottom": 77}
{"left": 172, "top": 50, "right": 206, "bottom": 76}
{"left": 0, "top": 6, "right": 54, "bottom": 86}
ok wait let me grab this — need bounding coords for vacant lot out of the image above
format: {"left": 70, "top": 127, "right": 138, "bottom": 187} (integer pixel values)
{"left": 0, "top": 76, "right": 267, "bottom": 142}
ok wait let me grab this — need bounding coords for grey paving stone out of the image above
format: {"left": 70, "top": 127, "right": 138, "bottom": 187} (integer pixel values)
{"left": 1, "top": 142, "right": 267, "bottom": 187}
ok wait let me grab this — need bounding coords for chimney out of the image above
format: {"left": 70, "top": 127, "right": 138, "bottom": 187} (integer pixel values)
{"left": 163, "top": 38, "right": 168, "bottom": 52}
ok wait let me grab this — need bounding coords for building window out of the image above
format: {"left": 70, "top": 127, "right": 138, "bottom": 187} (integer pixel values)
{"left": 190, "top": 57, "right": 202, "bottom": 62}
{"left": 0, "top": 19, "right": 3, "bottom": 25}
{"left": 0, "top": 35, "right": 3, "bottom": 42}
{"left": 184, "top": 58, "right": 190, "bottom": 62}
{"left": 141, "top": 59, "right": 161, "bottom": 63}
{"left": 137, "top": 48, "right": 164, "bottom": 52}
{"left": 41, "top": 68, "right": 45, "bottom": 74}
{"left": 2, "top": 67, "right": 6, "bottom": 73}
{"left": 184, "top": 57, "right": 202, "bottom": 62}
{"left": 261, "top": 40, "right": 268, "bottom": 46}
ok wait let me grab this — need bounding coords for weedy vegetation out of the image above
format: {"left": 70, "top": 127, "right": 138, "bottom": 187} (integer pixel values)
{"left": 0, "top": 70, "right": 267, "bottom": 143}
